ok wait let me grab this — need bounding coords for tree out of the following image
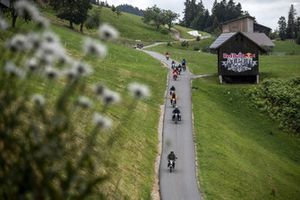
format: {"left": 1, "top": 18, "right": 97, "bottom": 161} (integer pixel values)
{"left": 143, "top": 5, "right": 164, "bottom": 30}
{"left": 286, "top": 4, "right": 296, "bottom": 39}
{"left": 162, "top": 10, "right": 179, "bottom": 30}
{"left": 85, "top": 7, "right": 101, "bottom": 29}
{"left": 295, "top": 17, "right": 300, "bottom": 38}
{"left": 278, "top": 16, "right": 287, "bottom": 40}
{"left": 56, "top": 0, "right": 92, "bottom": 32}
{"left": 296, "top": 34, "right": 300, "bottom": 45}
{"left": 111, "top": 5, "right": 116, "bottom": 12}
{"left": 49, "top": 0, "right": 61, "bottom": 10}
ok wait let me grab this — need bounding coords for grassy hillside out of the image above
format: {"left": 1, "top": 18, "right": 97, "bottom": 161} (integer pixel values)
{"left": 149, "top": 40, "right": 300, "bottom": 199}
{"left": 42, "top": 6, "right": 174, "bottom": 44}
{"left": 273, "top": 40, "right": 300, "bottom": 55}
{"left": 0, "top": 18, "right": 167, "bottom": 198}
{"left": 100, "top": 8, "right": 174, "bottom": 42}
{"left": 174, "top": 25, "right": 211, "bottom": 40}
{"left": 193, "top": 78, "right": 300, "bottom": 200}
{"left": 173, "top": 25, "right": 195, "bottom": 39}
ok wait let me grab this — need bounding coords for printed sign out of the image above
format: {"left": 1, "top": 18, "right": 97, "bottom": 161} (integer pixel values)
{"left": 222, "top": 52, "right": 257, "bottom": 73}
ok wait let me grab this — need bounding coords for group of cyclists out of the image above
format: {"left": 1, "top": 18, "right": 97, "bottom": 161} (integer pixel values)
{"left": 165, "top": 53, "right": 188, "bottom": 172}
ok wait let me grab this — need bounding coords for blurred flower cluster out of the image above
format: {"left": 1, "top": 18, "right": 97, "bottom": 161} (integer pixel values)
{"left": 0, "top": 1, "right": 150, "bottom": 199}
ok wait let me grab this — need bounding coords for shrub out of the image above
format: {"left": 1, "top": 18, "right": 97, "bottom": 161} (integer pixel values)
{"left": 196, "top": 36, "right": 201, "bottom": 41}
{"left": 181, "top": 40, "right": 189, "bottom": 48}
{"left": 247, "top": 78, "right": 300, "bottom": 135}
{"left": 160, "top": 28, "right": 169, "bottom": 35}
{"left": 201, "top": 46, "right": 210, "bottom": 53}
{"left": 193, "top": 46, "right": 200, "bottom": 51}
{"left": 85, "top": 8, "right": 101, "bottom": 29}
{"left": 167, "top": 41, "right": 172, "bottom": 46}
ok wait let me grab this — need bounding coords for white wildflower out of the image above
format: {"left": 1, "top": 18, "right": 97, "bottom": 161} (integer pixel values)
{"left": 76, "top": 96, "right": 93, "bottom": 109}
{"left": 93, "top": 112, "right": 112, "bottom": 130}
{"left": 102, "top": 89, "right": 121, "bottom": 105}
{"left": 63, "top": 67, "right": 78, "bottom": 81}
{"left": 93, "top": 83, "right": 106, "bottom": 96}
{"left": 34, "top": 15, "right": 50, "bottom": 29}
{"left": 42, "top": 31, "right": 60, "bottom": 44}
{"left": 31, "top": 94, "right": 45, "bottom": 107}
{"left": 27, "top": 32, "right": 42, "bottom": 50}
{"left": 4, "top": 62, "right": 26, "bottom": 79}
{"left": 0, "top": 18, "right": 8, "bottom": 30}
{"left": 6, "top": 34, "right": 31, "bottom": 52}
{"left": 15, "top": 0, "right": 40, "bottom": 19}
{"left": 83, "top": 38, "right": 107, "bottom": 58}
{"left": 128, "top": 82, "right": 151, "bottom": 99}
{"left": 35, "top": 49, "right": 56, "bottom": 65}
{"left": 57, "top": 54, "right": 72, "bottom": 65}
{"left": 37, "top": 41, "right": 67, "bottom": 64}
{"left": 44, "top": 66, "right": 59, "bottom": 80}
{"left": 26, "top": 58, "right": 39, "bottom": 72}
{"left": 72, "top": 61, "right": 93, "bottom": 77}
{"left": 97, "top": 23, "right": 119, "bottom": 41}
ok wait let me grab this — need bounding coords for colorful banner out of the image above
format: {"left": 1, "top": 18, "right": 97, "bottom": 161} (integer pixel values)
{"left": 221, "top": 52, "right": 257, "bottom": 73}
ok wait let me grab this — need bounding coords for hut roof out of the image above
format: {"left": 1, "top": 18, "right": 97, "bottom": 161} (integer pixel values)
{"left": 243, "top": 32, "right": 274, "bottom": 47}
{"left": 210, "top": 32, "right": 273, "bottom": 51}
{"left": 221, "top": 15, "right": 255, "bottom": 25}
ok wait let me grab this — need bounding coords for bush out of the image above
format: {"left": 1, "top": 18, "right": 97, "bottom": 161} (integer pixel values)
{"left": 181, "top": 40, "right": 189, "bottom": 48}
{"left": 85, "top": 8, "right": 101, "bottom": 29}
{"left": 167, "top": 41, "right": 172, "bottom": 46}
{"left": 247, "top": 78, "right": 300, "bottom": 135}
{"left": 160, "top": 28, "right": 169, "bottom": 35}
{"left": 201, "top": 46, "right": 210, "bottom": 53}
{"left": 193, "top": 46, "right": 200, "bottom": 51}
{"left": 196, "top": 36, "right": 201, "bottom": 41}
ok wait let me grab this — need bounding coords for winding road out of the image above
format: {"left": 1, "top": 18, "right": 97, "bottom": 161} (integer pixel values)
{"left": 142, "top": 50, "right": 202, "bottom": 200}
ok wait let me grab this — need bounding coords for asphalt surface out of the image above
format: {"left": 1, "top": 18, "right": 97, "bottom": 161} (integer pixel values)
{"left": 143, "top": 50, "right": 201, "bottom": 200}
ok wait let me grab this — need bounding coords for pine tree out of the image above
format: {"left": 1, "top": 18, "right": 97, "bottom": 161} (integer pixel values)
{"left": 286, "top": 4, "right": 296, "bottom": 39}
{"left": 295, "top": 17, "right": 300, "bottom": 38}
{"left": 278, "top": 16, "right": 287, "bottom": 40}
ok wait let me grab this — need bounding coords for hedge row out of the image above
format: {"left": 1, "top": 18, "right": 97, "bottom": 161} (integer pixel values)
{"left": 247, "top": 77, "right": 300, "bottom": 135}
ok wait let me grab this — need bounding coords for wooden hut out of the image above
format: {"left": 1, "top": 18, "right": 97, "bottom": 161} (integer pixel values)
{"left": 210, "top": 32, "right": 271, "bottom": 84}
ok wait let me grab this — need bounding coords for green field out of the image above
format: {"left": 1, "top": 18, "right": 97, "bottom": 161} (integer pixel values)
{"left": 42, "top": 6, "right": 174, "bottom": 45}
{"left": 0, "top": 17, "right": 167, "bottom": 198}
{"left": 193, "top": 78, "right": 300, "bottom": 200}
{"left": 273, "top": 40, "right": 300, "bottom": 55}
{"left": 174, "top": 25, "right": 195, "bottom": 39}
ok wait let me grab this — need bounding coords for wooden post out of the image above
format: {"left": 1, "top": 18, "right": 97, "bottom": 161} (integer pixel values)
{"left": 219, "top": 75, "right": 223, "bottom": 84}
{"left": 256, "top": 75, "right": 259, "bottom": 84}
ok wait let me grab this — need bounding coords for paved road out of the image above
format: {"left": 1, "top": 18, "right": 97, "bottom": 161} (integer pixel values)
{"left": 143, "top": 50, "right": 201, "bottom": 200}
